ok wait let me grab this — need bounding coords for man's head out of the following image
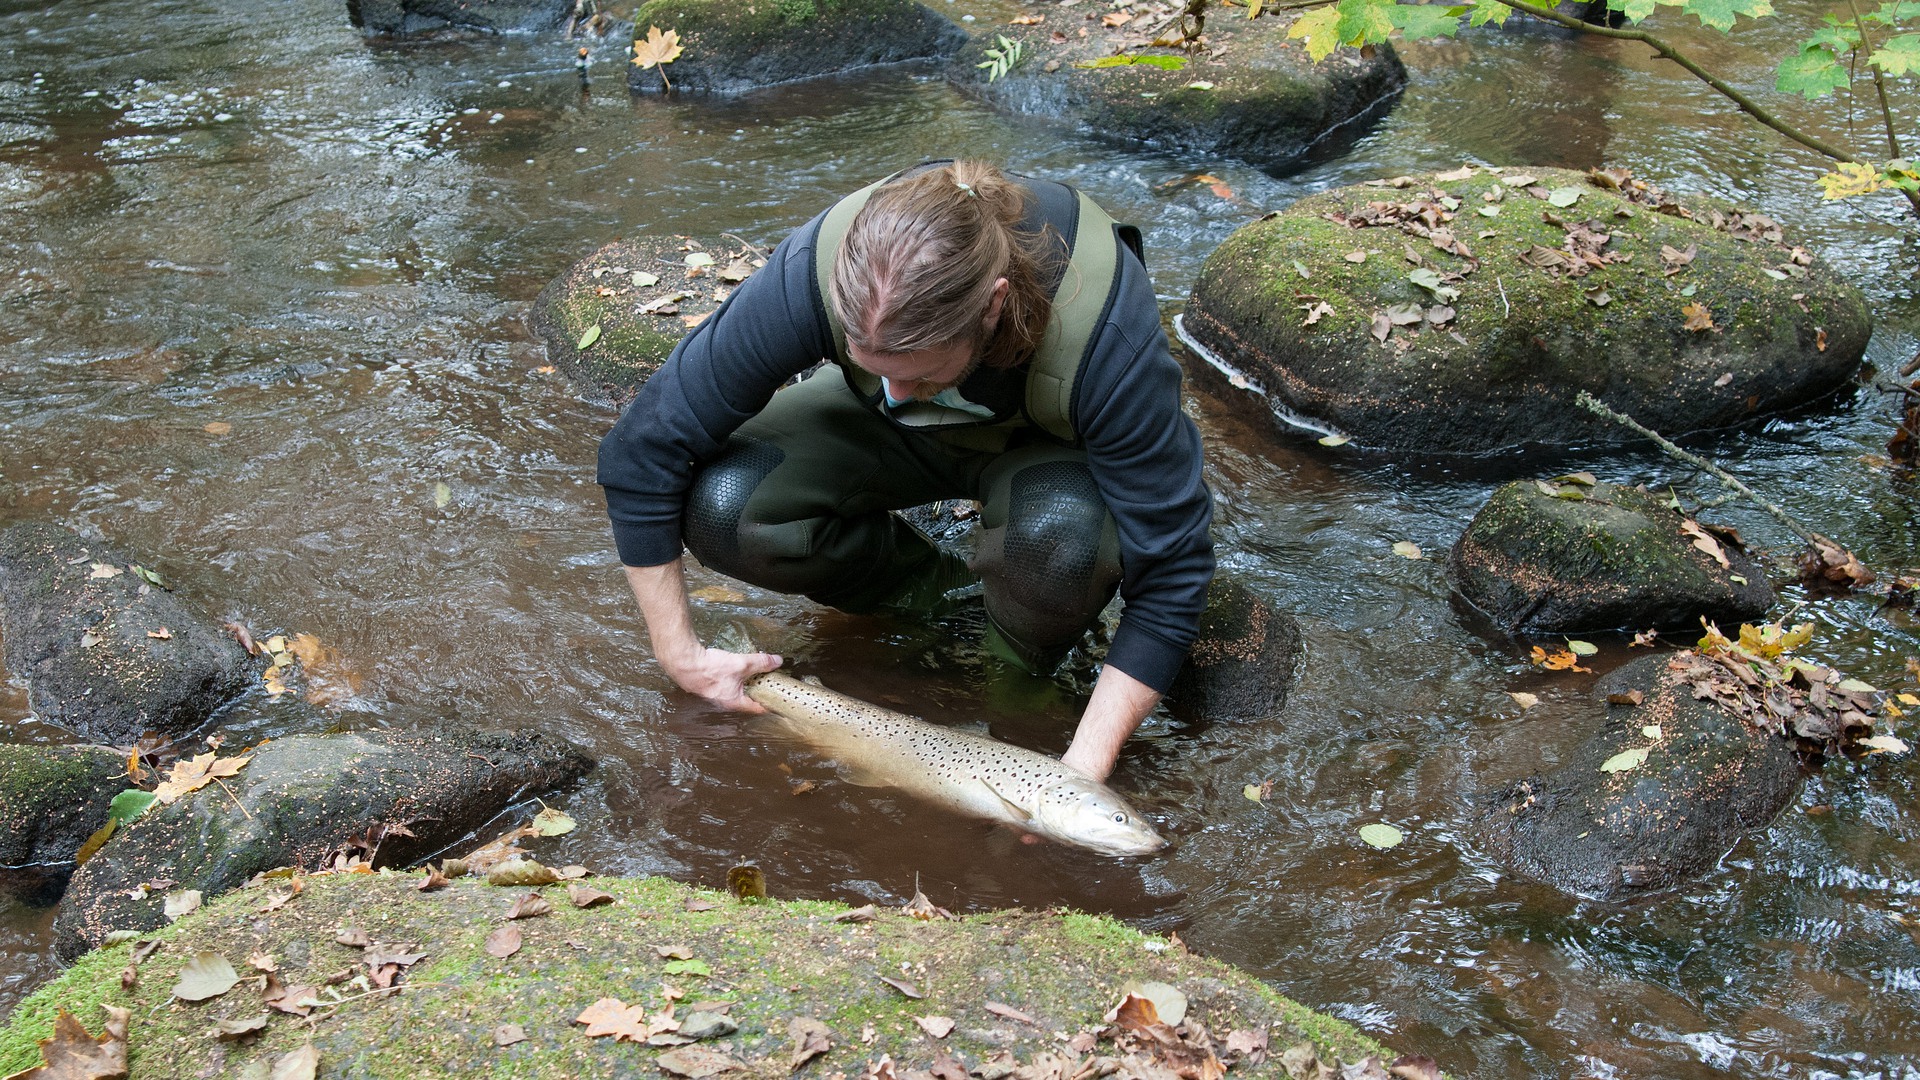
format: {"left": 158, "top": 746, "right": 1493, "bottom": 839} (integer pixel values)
{"left": 830, "top": 161, "right": 1050, "bottom": 392}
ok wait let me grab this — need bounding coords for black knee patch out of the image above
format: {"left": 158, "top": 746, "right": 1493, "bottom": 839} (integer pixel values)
{"left": 684, "top": 438, "right": 784, "bottom": 572}
{"left": 1002, "top": 461, "right": 1112, "bottom": 601}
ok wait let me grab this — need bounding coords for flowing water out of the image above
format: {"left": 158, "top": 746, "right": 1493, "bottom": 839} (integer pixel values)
{"left": 2, "top": 0, "right": 1919, "bottom": 1075}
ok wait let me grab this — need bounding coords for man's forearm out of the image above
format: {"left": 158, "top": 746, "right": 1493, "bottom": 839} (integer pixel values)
{"left": 1060, "top": 664, "right": 1162, "bottom": 782}
{"left": 624, "top": 560, "right": 780, "bottom": 711}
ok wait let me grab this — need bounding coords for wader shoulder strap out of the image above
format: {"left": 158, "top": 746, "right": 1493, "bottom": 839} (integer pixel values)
{"left": 1024, "top": 190, "right": 1121, "bottom": 445}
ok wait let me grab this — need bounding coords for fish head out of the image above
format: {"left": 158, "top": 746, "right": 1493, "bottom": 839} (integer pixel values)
{"left": 1029, "top": 777, "right": 1167, "bottom": 857}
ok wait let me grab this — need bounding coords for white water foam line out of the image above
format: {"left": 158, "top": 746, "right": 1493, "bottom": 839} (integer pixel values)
{"left": 1171, "top": 313, "right": 1354, "bottom": 445}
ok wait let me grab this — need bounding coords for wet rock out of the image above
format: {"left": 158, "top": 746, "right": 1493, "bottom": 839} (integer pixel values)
{"left": 0, "top": 744, "right": 127, "bottom": 868}
{"left": 0, "top": 523, "right": 259, "bottom": 745}
{"left": 346, "top": 0, "right": 572, "bottom": 35}
{"left": 1476, "top": 653, "right": 1803, "bottom": 901}
{"left": 1167, "top": 572, "right": 1302, "bottom": 723}
{"left": 531, "top": 236, "right": 765, "bottom": 406}
{"left": 1450, "top": 479, "right": 1775, "bottom": 634}
{"left": 625, "top": 0, "right": 966, "bottom": 94}
{"left": 950, "top": 14, "right": 1404, "bottom": 173}
{"left": 1182, "top": 165, "right": 1870, "bottom": 452}
{"left": 52, "top": 722, "right": 592, "bottom": 958}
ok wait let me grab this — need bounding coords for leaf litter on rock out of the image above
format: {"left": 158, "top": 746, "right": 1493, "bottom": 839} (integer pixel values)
{"left": 172, "top": 952, "right": 240, "bottom": 1002}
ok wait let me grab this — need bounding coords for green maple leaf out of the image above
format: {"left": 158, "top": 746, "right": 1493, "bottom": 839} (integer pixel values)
{"left": 1680, "top": 0, "right": 1772, "bottom": 30}
{"left": 1777, "top": 46, "right": 1853, "bottom": 97}
{"left": 1336, "top": 0, "right": 1398, "bottom": 44}
{"left": 1468, "top": 0, "right": 1513, "bottom": 26}
{"left": 1289, "top": 5, "right": 1346, "bottom": 61}
{"left": 1391, "top": 1, "right": 1464, "bottom": 38}
{"left": 1610, "top": 0, "right": 1661, "bottom": 23}
{"left": 1864, "top": 0, "right": 1920, "bottom": 24}
{"left": 1871, "top": 33, "right": 1920, "bottom": 75}
{"left": 1804, "top": 19, "right": 1862, "bottom": 53}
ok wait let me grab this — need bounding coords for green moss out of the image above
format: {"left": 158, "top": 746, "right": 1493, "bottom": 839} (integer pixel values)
{"left": 0, "top": 874, "right": 1394, "bottom": 1078}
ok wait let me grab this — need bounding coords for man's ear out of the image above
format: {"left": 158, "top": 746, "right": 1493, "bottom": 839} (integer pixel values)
{"left": 981, "top": 277, "right": 1010, "bottom": 335}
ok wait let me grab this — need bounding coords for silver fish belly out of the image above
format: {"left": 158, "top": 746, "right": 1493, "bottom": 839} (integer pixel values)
{"left": 742, "top": 672, "right": 1166, "bottom": 857}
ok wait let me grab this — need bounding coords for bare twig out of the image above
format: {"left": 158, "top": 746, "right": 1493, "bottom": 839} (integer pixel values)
{"left": 1573, "top": 391, "right": 1839, "bottom": 549}
{"left": 721, "top": 233, "right": 768, "bottom": 260}
{"left": 214, "top": 776, "right": 254, "bottom": 821}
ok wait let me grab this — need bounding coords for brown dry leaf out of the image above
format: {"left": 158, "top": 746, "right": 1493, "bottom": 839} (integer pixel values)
{"left": 1193, "top": 174, "right": 1233, "bottom": 200}
{"left": 487, "top": 858, "right": 559, "bottom": 888}
{"left": 1104, "top": 992, "right": 1161, "bottom": 1032}
{"left": 657, "top": 1046, "right": 745, "bottom": 1077}
{"left": 684, "top": 897, "right": 719, "bottom": 912}
{"left": 1799, "top": 539, "right": 1875, "bottom": 589}
{"left": 1101, "top": 11, "right": 1132, "bottom": 25}
{"left": 463, "top": 825, "right": 536, "bottom": 874}
{"left": 567, "top": 882, "right": 614, "bottom": 908}
{"left": 878, "top": 975, "right": 923, "bottom": 999}
{"left": 1680, "top": 520, "right": 1730, "bottom": 568}
{"left": 984, "top": 1001, "right": 1040, "bottom": 1025}
{"left": 416, "top": 865, "right": 451, "bottom": 891}
{"left": 507, "top": 892, "right": 554, "bottom": 919}
{"left": 12, "top": 1006, "right": 129, "bottom": 1079}
{"left": 493, "top": 1024, "right": 528, "bottom": 1047}
{"left": 335, "top": 926, "right": 371, "bottom": 948}
{"left": 915, "top": 1015, "right": 955, "bottom": 1039}
{"left": 1344, "top": 250, "right": 1368, "bottom": 263}
{"left": 1659, "top": 243, "right": 1696, "bottom": 274}
{"left": 485, "top": 925, "right": 523, "bottom": 959}
{"left": 263, "top": 976, "right": 317, "bottom": 1017}
{"left": 1225, "top": 1028, "right": 1269, "bottom": 1063}
{"left": 1389, "top": 1055, "right": 1444, "bottom": 1080}
{"left": 151, "top": 752, "right": 251, "bottom": 805}
{"left": 834, "top": 904, "right": 877, "bottom": 924}
{"left": 246, "top": 950, "right": 276, "bottom": 972}
{"left": 1011, "top": 12, "right": 1044, "bottom": 23}
{"left": 171, "top": 953, "right": 239, "bottom": 1002}
{"left": 1681, "top": 302, "right": 1717, "bottom": 333}
{"left": 1817, "top": 327, "right": 1828, "bottom": 352}
{"left": 203, "top": 422, "right": 233, "bottom": 436}
{"left": 271, "top": 1042, "right": 320, "bottom": 1080}
{"left": 789, "top": 1017, "right": 833, "bottom": 1070}
{"left": 577, "top": 998, "right": 648, "bottom": 1040}
{"left": 1606, "top": 689, "right": 1646, "bottom": 707}
{"left": 146, "top": 628, "right": 171, "bottom": 640}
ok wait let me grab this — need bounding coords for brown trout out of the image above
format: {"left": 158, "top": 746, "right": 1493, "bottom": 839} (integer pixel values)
{"left": 743, "top": 671, "right": 1166, "bottom": 856}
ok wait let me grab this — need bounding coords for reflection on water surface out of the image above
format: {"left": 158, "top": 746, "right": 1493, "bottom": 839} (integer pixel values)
{"left": 2, "top": 0, "right": 1919, "bottom": 1075}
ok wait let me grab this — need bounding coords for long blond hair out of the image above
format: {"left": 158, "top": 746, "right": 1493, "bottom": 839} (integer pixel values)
{"left": 829, "top": 161, "right": 1053, "bottom": 371}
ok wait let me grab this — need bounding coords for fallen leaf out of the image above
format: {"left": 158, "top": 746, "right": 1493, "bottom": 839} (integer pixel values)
{"left": 683, "top": 251, "right": 716, "bottom": 269}
{"left": 1344, "top": 250, "right": 1367, "bottom": 263}
{"left": 902, "top": 887, "right": 951, "bottom": 920}
{"left": 263, "top": 977, "right": 317, "bottom": 1017}
{"left": 726, "top": 865, "right": 767, "bottom": 901}
{"left": 1389, "top": 1055, "right": 1443, "bottom": 1080}
{"left": 1358, "top": 823, "right": 1404, "bottom": 849}
{"left": 1681, "top": 302, "right": 1717, "bottom": 332}
{"left": 88, "top": 562, "right": 124, "bottom": 579}
{"left": 916, "top": 1015, "right": 955, "bottom": 1039}
{"left": 1816, "top": 327, "right": 1828, "bottom": 352}
{"left": 1531, "top": 646, "right": 1590, "bottom": 672}
{"left": 417, "top": 865, "right": 451, "bottom": 891}
{"left": 1318, "top": 434, "right": 1351, "bottom": 447}
{"left": 1600, "top": 746, "right": 1651, "bottom": 773}
{"left": 878, "top": 975, "right": 923, "bottom": 999}
{"left": 163, "top": 890, "right": 202, "bottom": 921}
{"left": 211, "top": 1013, "right": 270, "bottom": 1041}
{"left": 567, "top": 882, "right": 614, "bottom": 908}
{"left": 146, "top": 628, "right": 172, "bottom": 640}
{"left": 1567, "top": 640, "right": 1599, "bottom": 657}
{"left": 1435, "top": 166, "right": 1475, "bottom": 182}
{"left": 690, "top": 585, "right": 746, "bottom": 603}
{"left": 508, "top": 892, "right": 553, "bottom": 920}
{"left": 488, "top": 859, "right": 559, "bottom": 887}
{"left": 684, "top": 897, "right": 718, "bottom": 912}
{"left": 152, "top": 751, "right": 251, "bottom": 805}
{"left": 789, "top": 1017, "right": 833, "bottom": 1070}
{"left": 530, "top": 807, "right": 576, "bottom": 836}
{"left": 632, "top": 25, "right": 685, "bottom": 72}
{"left": 657, "top": 1045, "right": 745, "bottom": 1077}
{"left": 1607, "top": 690, "right": 1646, "bottom": 707}
{"left": 1101, "top": 11, "right": 1132, "bottom": 25}
{"left": 1509, "top": 692, "right": 1540, "bottom": 709}
{"left": 14, "top": 1006, "right": 129, "bottom": 1079}
{"left": 1392, "top": 541, "right": 1422, "bottom": 560}
{"left": 663, "top": 958, "right": 713, "bottom": 978}
{"left": 1861, "top": 734, "right": 1910, "bottom": 754}
{"left": 1011, "top": 13, "right": 1044, "bottom": 23}
{"left": 246, "top": 950, "right": 276, "bottom": 972}
{"left": 173, "top": 952, "right": 240, "bottom": 1002}
{"left": 494, "top": 1023, "right": 528, "bottom": 1047}
{"left": 1104, "top": 992, "right": 1160, "bottom": 1031}
{"left": 271, "top": 1042, "right": 320, "bottom": 1080}
{"left": 833, "top": 904, "right": 877, "bottom": 923}
{"left": 203, "top": 421, "right": 233, "bottom": 436}
{"left": 486, "top": 925, "right": 523, "bottom": 959}
{"left": 1641, "top": 724, "right": 1662, "bottom": 740}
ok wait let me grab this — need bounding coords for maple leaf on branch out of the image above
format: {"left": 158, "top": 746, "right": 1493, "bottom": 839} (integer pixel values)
{"left": 632, "top": 25, "right": 685, "bottom": 90}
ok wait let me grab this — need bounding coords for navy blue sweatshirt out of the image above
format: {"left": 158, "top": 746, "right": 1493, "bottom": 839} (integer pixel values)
{"left": 596, "top": 196, "right": 1214, "bottom": 693}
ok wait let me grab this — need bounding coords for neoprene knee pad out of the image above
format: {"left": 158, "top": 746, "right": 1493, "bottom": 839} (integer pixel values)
{"left": 684, "top": 438, "right": 784, "bottom": 578}
{"left": 978, "top": 459, "right": 1121, "bottom": 666}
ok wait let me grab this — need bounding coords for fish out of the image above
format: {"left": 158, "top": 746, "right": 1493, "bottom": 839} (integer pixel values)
{"left": 742, "top": 671, "right": 1166, "bottom": 857}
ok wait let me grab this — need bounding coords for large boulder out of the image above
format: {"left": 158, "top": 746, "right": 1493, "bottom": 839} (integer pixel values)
{"left": 0, "top": 523, "right": 259, "bottom": 745}
{"left": 531, "top": 237, "right": 765, "bottom": 406}
{"left": 0, "top": 744, "right": 127, "bottom": 868}
{"left": 625, "top": 0, "right": 966, "bottom": 94}
{"left": 1167, "top": 572, "right": 1302, "bottom": 723}
{"left": 1181, "top": 166, "right": 1871, "bottom": 451}
{"left": 1450, "top": 478, "right": 1775, "bottom": 634}
{"left": 52, "top": 723, "right": 592, "bottom": 958}
{"left": 950, "top": 10, "right": 1404, "bottom": 172}
{"left": 346, "top": 0, "right": 571, "bottom": 34}
{"left": 1476, "top": 653, "right": 1804, "bottom": 901}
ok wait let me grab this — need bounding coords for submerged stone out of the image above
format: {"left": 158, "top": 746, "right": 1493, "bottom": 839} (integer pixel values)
{"left": 531, "top": 237, "right": 764, "bottom": 406}
{"left": 1167, "top": 572, "right": 1302, "bottom": 723}
{"left": 950, "top": 14, "right": 1404, "bottom": 173}
{"left": 1476, "top": 653, "right": 1802, "bottom": 901}
{"left": 0, "top": 523, "right": 259, "bottom": 745}
{"left": 52, "top": 722, "right": 591, "bottom": 958}
{"left": 0, "top": 744, "right": 127, "bottom": 869}
{"left": 346, "top": 0, "right": 572, "bottom": 34}
{"left": 1182, "top": 166, "right": 1870, "bottom": 452}
{"left": 1450, "top": 479, "right": 1775, "bottom": 634}
{"left": 626, "top": 0, "right": 966, "bottom": 94}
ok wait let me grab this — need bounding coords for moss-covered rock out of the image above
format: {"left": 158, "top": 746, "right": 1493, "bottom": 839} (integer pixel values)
{"left": 51, "top": 724, "right": 591, "bottom": 959}
{"left": 346, "top": 0, "right": 571, "bottom": 35}
{"left": 531, "top": 238, "right": 764, "bottom": 406}
{"left": 626, "top": 0, "right": 966, "bottom": 94}
{"left": 0, "top": 744, "right": 127, "bottom": 868}
{"left": 1182, "top": 166, "right": 1871, "bottom": 451}
{"left": 950, "top": 11, "right": 1404, "bottom": 172}
{"left": 1449, "top": 479, "right": 1774, "bottom": 634}
{"left": 1475, "top": 652, "right": 1802, "bottom": 901}
{"left": 1167, "top": 572, "right": 1301, "bottom": 723}
{"left": 0, "top": 872, "right": 1402, "bottom": 1078}
{"left": 0, "top": 522, "right": 260, "bottom": 745}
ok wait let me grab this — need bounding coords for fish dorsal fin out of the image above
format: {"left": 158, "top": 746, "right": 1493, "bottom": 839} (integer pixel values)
{"left": 801, "top": 675, "right": 825, "bottom": 687}
{"left": 979, "top": 777, "right": 1034, "bottom": 823}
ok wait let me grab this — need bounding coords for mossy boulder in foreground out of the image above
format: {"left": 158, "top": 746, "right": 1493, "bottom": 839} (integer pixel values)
{"left": 950, "top": 12, "right": 1404, "bottom": 173}
{"left": 532, "top": 237, "right": 765, "bottom": 406}
{"left": 1167, "top": 572, "right": 1302, "bottom": 724}
{"left": 0, "top": 872, "right": 1404, "bottom": 1078}
{"left": 53, "top": 724, "right": 591, "bottom": 959}
{"left": 1450, "top": 479, "right": 1775, "bottom": 634}
{"left": 1182, "top": 166, "right": 1870, "bottom": 451}
{"left": 626, "top": 0, "right": 966, "bottom": 94}
{"left": 347, "top": 0, "right": 571, "bottom": 34}
{"left": 0, "top": 522, "right": 259, "bottom": 745}
{"left": 1475, "top": 653, "right": 1802, "bottom": 901}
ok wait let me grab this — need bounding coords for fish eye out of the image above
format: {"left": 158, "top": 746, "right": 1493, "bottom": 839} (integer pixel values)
{"left": 1112, "top": 812, "right": 1127, "bottom": 824}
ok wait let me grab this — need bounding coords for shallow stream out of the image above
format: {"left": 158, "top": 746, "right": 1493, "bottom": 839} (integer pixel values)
{"left": 2, "top": 0, "right": 1919, "bottom": 1075}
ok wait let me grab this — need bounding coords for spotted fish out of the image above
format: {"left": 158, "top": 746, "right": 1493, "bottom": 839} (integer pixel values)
{"left": 742, "top": 671, "right": 1166, "bottom": 857}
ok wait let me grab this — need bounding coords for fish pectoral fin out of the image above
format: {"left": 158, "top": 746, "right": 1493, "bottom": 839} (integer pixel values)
{"left": 978, "top": 778, "right": 1034, "bottom": 823}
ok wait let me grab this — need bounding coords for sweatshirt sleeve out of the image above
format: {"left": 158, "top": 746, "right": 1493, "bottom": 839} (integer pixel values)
{"left": 1073, "top": 245, "right": 1216, "bottom": 694}
{"left": 595, "top": 215, "right": 834, "bottom": 568}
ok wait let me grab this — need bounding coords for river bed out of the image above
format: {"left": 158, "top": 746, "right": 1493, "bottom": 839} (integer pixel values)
{"left": 2, "top": 0, "right": 1918, "bottom": 1075}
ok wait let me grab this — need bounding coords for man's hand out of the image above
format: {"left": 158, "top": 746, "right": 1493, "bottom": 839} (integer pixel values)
{"left": 625, "top": 561, "right": 781, "bottom": 712}
{"left": 1060, "top": 664, "right": 1161, "bottom": 782}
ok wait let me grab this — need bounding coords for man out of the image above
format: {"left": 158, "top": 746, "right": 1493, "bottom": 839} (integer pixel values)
{"left": 597, "top": 161, "right": 1212, "bottom": 782}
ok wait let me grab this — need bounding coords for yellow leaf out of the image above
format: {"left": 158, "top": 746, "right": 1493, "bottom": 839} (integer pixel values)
{"left": 1508, "top": 691, "right": 1539, "bottom": 709}
{"left": 1287, "top": 5, "right": 1343, "bottom": 63}
{"left": 152, "top": 753, "right": 253, "bottom": 805}
{"left": 1681, "top": 302, "right": 1717, "bottom": 333}
{"left": 632, "top": 25, "right": 685, "bottom": 70}
{"left": 1816, "top": 161, "right": 1884, "bottom": 200}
